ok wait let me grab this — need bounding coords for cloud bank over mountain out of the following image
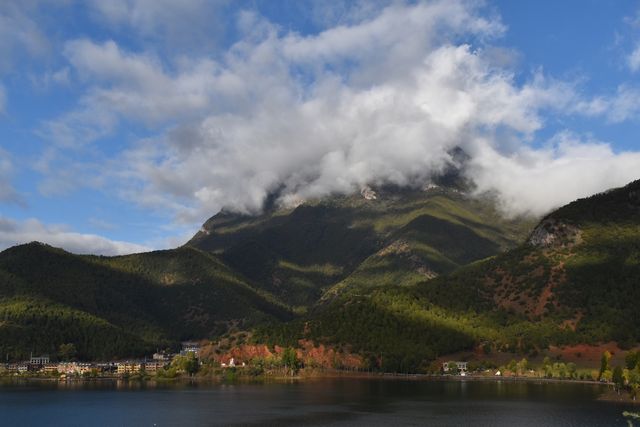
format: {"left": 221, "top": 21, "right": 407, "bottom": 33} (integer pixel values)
{"left": 2, "top": 0, "right": 640, "bottom": 254}
{"left": 48, "top": 0, "right": 638, "bottom": 222}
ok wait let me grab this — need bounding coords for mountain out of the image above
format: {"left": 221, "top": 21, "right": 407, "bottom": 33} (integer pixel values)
{"left": 188, "top": 184, "right": 534, "bottom": 309}
{"left": 0, "top": 243, "right": 291, "bottom": 360}
{"left": 0, "top": 180, "right": 534, "bottom": 362}
{"left": 254, "top": 180, "right": 640, "bottom": 371}
{"left": 5, "top": 178, "right": 638, "bottom": 370}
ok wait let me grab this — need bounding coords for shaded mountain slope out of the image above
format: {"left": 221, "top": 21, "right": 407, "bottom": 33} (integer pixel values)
{"left": 0, "top": 183, "right": 534, "bottom": 361}
{"left": 0, "top": 243, "right": 291, "bottom": 360}
{"left": 188, "top": 185, "right": 535, "bottom": 308}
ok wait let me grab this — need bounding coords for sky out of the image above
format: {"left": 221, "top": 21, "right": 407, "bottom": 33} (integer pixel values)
{"left": 1, "top": 0, "right": 640, "bottom": 255}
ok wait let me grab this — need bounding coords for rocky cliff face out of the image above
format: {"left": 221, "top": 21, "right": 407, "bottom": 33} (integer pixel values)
{"left": 528, "top": 218, "right": 581, "bottom": 248}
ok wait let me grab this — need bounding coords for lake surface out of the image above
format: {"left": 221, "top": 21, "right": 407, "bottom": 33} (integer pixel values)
{"left": 0, "top": 377, "right": 636, "bottom": 426}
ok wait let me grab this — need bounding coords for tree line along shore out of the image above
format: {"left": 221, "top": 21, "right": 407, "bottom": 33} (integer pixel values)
{"left": 3, "top": 342, "right": 640, "bottom": 403}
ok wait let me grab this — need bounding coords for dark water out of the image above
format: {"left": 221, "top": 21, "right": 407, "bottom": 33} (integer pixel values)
{"left": 0, "top": 378, "right": 636, "bottom": 426}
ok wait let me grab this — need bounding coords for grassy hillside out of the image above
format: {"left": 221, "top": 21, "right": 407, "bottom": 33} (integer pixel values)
{"left": 255, "top": 180, "right": 640, "bottom": 372}
{"left": 188, "top": 185, "right": 535, "bottom": 308}
{"left": 0, "top": 243, "right": 291, "bottom": 360}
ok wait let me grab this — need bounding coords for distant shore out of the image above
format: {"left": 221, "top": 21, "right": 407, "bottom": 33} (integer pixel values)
{"left": 302, "top": 370, "right": 610, "bottom": 386}
{"left": 0, "top": 368, "right": 613, "bottom": 386}
{"left": 5, "top": 368, "right": 639, "bottom": 404}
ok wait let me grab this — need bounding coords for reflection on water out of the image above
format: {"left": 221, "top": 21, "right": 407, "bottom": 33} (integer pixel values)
{"left": 0, "top": 378, "right": 634, "bottom": 426}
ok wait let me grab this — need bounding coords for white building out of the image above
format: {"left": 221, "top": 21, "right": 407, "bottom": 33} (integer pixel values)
{"left": 153, "top": 352, "right": 171, "bottom": 361}
{"left": 56, "top": 362, "right": 93, "bottom": 375}
{"left": 30, "top": 355, "right": 50, "bottom": 365}
{"left": 180, "top": 342, "right": 200, "bottom": 357}
{"left": 442, "top": 361, "right": 468, "bottom": 373}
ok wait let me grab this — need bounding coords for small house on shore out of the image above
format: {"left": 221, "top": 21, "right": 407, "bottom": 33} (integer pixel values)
{"left": 180, "top": 342, "right": 200, "bottom": 357}
{"left": 30, "top": 354, "right": 49, "bottom": 366}
{"left": 442, "top": 361, "right": 468, "bottom": 374}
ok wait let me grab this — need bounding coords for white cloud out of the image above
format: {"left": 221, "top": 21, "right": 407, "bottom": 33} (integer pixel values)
{"left": 42, "top": 0, "right": 640, "bottom": 226}
{"left": 0, "top": 215, "right": 151, "bottom": 256}
{"left": 57, "top": 1, "right": 506, "bottom": 131}
{"left": 573, "top": 85, "right": 640, "bottom": 123}
{"left": 468, "top": 132, "right": 640, "bottom": 217}
{"left": 628, "top": 44, "right": 640, "bottom": 72}
{"left": 280, "top": 1, "right": 504, "bottom": 68}
{"left": 605, "top": 85, "right": 640, "bottom": 122}
{"left": 62, "top": 39, "right": 222, "bottom": 125}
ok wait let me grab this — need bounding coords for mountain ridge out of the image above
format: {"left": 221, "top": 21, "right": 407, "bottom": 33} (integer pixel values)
{"left": 252, "top": 179, "right": 640, "bottom": 370}
{"left": 187, "top": 185, "right": 534, "bottom": 308}
{"left": 1, "top": 180, "right": 638, "bottom": 369}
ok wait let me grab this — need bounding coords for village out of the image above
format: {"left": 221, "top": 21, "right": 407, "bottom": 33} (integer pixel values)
{"left": 2, "top": 340, "right": 637, "bottom": 392}
{"left": 0, "top": 342, "right": 223, "bottom": 379}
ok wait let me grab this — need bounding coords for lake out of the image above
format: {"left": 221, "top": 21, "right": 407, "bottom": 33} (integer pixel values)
{"left": 0, "top": 377, "right": 636, "bottom": 426}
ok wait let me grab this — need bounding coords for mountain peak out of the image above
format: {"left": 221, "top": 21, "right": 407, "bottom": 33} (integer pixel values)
{"left": 1, "top": 241, "right": 64, "bottom": 255}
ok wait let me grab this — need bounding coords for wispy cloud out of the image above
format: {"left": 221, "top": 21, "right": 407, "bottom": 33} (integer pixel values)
{"left": 0, "top": 2, "right": 50, "bottom": 72}
{"left": 573, "top": 85, "right": 640, "bottom": 123}
{"left": 0, "top": 148, "right": 25, "bottom": 206}
{"left": 628, "top": 44, "right": 640, "bottom": 72}
{"left": 87, "top": 0, "right": 228, "bottom": 53}
{"left": 87, "top": 217, "right": 119, "bottom": 231}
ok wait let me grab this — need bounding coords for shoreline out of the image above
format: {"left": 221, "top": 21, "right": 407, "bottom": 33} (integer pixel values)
{"left": 4, "top": 370, "right": 640, "bottom": 404}
{"left": 0, "top": 369, "right": 612, "bottom": 386}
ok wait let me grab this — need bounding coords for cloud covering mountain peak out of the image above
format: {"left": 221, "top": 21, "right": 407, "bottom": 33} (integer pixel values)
{"left": 3, "top": 0, "right": 640, "bottom": 254}
{"left": 73, "top": 1, "right": 635, "bottom": 221}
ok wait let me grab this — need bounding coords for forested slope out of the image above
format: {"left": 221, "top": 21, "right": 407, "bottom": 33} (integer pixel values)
{"left": 0, "top": 243, "right": 291, "bottom": 360}
{"left": 188, "top": 185, "right": 534, "bottom": 308}
{"left": 255, "top": 180, "right": 640, "bottom": 372}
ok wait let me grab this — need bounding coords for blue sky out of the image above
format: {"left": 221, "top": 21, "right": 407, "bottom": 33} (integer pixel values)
{"left": 0, "top": 0, "right": 640, "bottom": 255}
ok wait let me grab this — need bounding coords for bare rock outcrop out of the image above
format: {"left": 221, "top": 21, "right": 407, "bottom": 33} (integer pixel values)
{"left": 528, "top": 218, "right": 581, "bottom": 248}
{"left": 360, "top": 186, "right": 377, "bottom": 200}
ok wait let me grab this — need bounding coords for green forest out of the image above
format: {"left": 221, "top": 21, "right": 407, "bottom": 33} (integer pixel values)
{"left": 1, "top": 181, "right": 638, "bottom": 370}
